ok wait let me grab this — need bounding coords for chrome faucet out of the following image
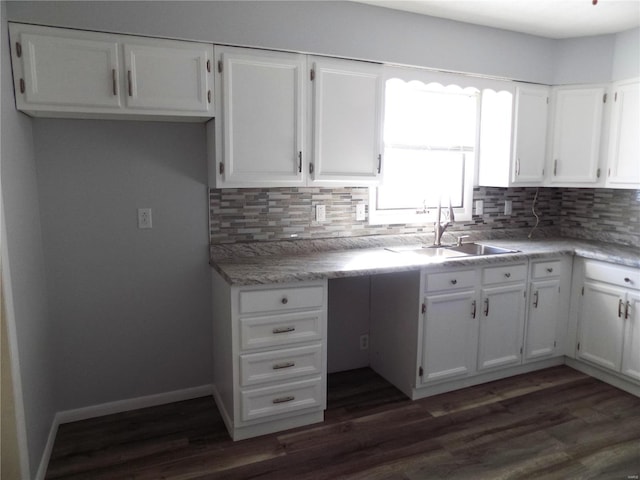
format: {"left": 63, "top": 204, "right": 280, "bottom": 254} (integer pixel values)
{"left": 433, "top": 198, "right": 455, "bottom": 246}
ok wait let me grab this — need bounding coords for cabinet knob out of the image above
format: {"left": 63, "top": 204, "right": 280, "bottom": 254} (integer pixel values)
{"left": 547, "top": 268, "right": 553, "bottom": 273}
{"left": 281, "top": 297, "right": 288, "bottom": 305}
{"left": 504, "top": 272, "right": 511, "bottom": 278}
{"left": 624, "top": 277, "right": 631, "bottom": 283}
{"left": 450, "top": 279, "right": 457, "bottom": 285}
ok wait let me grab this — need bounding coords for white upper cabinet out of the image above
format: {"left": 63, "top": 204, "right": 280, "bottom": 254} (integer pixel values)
{"left": 548, "top": 85, "right": 606, "bottom": 185}
{"left": 310, "top": 57, "right": 383, "bottom": 185}
{"left": 123, "top": 40, "right": 212, "bottom": 113}
{"left": 9, "top": 23, "right": 213, "bottom": 121}
{"left": 213, "top": 46, "right": 306, "bottom": 188}
{"left": 512, "top": 85, "right": 549, "bottom": 184}
{"left": 605, "top": 79, "right": 640, "bottom": 188}
{"left": 478, "top": 84, "right": 548, "bottom": 187}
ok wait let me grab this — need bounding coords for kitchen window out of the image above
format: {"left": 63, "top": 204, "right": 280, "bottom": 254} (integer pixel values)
{"left": 369, "top": 71, "right": 479, "bottom": 225}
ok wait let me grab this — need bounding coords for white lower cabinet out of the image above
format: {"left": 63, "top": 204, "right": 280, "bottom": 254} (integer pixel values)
{"left": 212, "top": 270, "right": 327, "bottom": 440}
{"left": 524, "top": 257, "right": 572, "bottom": 361}
{"left": 576, "top": 259, "right": 640, "bottom": 382}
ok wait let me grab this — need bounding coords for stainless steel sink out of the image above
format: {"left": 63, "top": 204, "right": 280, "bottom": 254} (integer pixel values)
{"left": 446, "top": 243, "right": 519, "bottom": 256}
{"left": 385, "top": 246, "right": 468, "bottom": 258}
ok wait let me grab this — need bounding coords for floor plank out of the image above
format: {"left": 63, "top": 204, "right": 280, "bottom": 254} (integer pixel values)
{"left": 45, "top": 366, "right": 640, "bottom": 479}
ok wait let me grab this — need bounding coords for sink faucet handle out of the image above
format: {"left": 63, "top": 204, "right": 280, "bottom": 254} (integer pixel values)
{"left": 456, "top": 235, "right": 470, "bottom": 247}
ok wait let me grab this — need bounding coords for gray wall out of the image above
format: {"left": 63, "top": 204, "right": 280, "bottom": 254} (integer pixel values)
{"left": 33, "top": 119, "right": 212, "bottom": 410}
{"left": 612, "top": 27, "right": 640, "bottom": 81}
{"left": 1, "top": 3, "right": 55, "bottom": 477}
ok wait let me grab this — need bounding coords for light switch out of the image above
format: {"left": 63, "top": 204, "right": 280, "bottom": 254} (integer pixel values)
{"left": 475, "top": 200, "right": 484, "bottom": 216}
{"left": 315, "top": 204, "right": 326, "bottom": 222}
{"left": 504, "top": 200, "right": 513, "bottom": 215}
{"left": 356, "top": 203, "right": 366, "bottom": 221}
{"left": 138, "top": 208, "right": 152, "bottom": 229}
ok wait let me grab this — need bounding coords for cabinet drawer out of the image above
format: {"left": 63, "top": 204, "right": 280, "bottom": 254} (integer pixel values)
{"left": 239, "top": 285, "right": 324, "bottom": 315}
{"left": 239, "top": 310, "right": 323, "bottom": 351}
{"left": 483, "top": 264, "right": 527, "bottom": 285}
{"left": 425, "top": 269, "right": 476, "bottom": 292}
{"left": 239, "top": 344, "right": 322, "bottom": 387}
{"left": 532, "top": 260, "right": 562, "bottom": 279}
{"left": 583, "top": 260, "right": 640, "bottom": 290}
{"left": 240, "top": 377, "right": 323, "bottom": 422}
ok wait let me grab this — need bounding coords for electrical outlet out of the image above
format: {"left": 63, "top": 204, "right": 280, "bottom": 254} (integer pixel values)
{"left": 138, "top": 208, "right": 152, "bottom": 229}
{"left": 356, "top": 203, "right": 366, "bottom": 221}
{"left": 475, "top": 200, "right": 484, "bottom": 216}
{"left": 316, "top": 204, "right": 326, "bottom": 222}
{"left": 359, "top": 334, "right": 369, "bottom": 350}
{"left": 504, "top": 200, "right": 513, "bottom": 215}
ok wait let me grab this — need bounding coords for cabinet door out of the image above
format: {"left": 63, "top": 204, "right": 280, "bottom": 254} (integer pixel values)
{"left": 478, "top": 284, "right": 526, "bottom": 371}
{"left": 124, "top": 41, "right": 212, "bottom": 114}
{"left": 577, "top": 282, "right": 625, "bottom": 371}
{"left": 421, "top": 290, "right": 478, "bottom": 383}
{"left": 606, "top": 80, "right": 640, "bottom": 188}
{"left": 550, "top": 87, "right": 604, "bottom": 184}
{"left": 512, "top": 85, "right": 548, "bottom": 184}
{"left": 12, "top": 27, "right": 121, "bottom": 111}
{"left": 622, "top": 291, "right": 640, "bottom": 381}
{"left": 310, "top": 57, "right": 383, "bottom": 185}
{"left": 215, "top": 46, "right": 305, "bottom": 187}
{"left": 525, "top": 279, "right": 560, "bottom": 360}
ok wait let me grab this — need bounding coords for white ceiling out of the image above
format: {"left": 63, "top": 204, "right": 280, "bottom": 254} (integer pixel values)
{"left": 353, "top": 0, "right": 640, "bottom": 38}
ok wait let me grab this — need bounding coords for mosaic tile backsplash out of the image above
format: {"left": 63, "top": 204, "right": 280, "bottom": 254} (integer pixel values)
{"left": 209, "top": 187, "right": 640, "bottom": 248}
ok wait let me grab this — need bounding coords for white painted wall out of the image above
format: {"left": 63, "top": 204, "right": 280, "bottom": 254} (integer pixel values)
{"left": 1, "top": 4, "right": 55, "bottom": 477}
{"left": 33, "top": 119, "right": 212, "bottom": 411}
{"left": 552, "top": 34, "right": 616, "bottom": 85}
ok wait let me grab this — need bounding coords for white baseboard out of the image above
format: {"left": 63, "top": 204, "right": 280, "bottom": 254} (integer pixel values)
{"left": 565, "top": 358, "right": 640, "bottom": 397}
{"left": 36, "top": 384, "right": 213, "bottom": 480}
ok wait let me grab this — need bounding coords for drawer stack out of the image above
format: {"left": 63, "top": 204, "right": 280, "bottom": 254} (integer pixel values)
{"left": 211, "top": 273, "right": 328, "bottom": 441}
{"left": 236, "top": 283, "right": 326, "bottom": 423}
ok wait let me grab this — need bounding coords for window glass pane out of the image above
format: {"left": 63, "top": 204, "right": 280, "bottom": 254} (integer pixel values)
{"left": 377, "top": 149, "right": 465, "bottom": 210}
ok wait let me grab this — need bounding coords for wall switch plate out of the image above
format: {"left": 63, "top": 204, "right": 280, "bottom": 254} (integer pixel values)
{"left": 475, "top": 200, "right": 484, "bottom": 216}
{"left": 316, "top": 204, "right": 326, "bottom": 222}
{"left": 359, "top": 334, "right": 369, "bottom": 350}
{"left": 504, "top": 200, "right": 513, "bottom": 215}
{"left": 356, "top": 203, "right": 366, "bottom": 221}
{"left": 138, "top": 208, "right": 152, "bottom": 229}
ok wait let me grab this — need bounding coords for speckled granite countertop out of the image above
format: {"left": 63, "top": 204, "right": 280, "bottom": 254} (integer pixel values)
{"left": 210, "top": 237, "right": 639, "bottom": 286}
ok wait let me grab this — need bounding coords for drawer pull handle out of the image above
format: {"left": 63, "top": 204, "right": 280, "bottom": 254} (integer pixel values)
{"left": 484, "top": 298, "right": 489, "bottom": 316}
{"left": 127, "top": 70, "right": 132, "bottom": 96}
{"left": 273, "top": 361, "right": 295, "bottom": 370}
{"left": 471, "top": 300, "right": 476, "bottom": 319}
{"left": 272, "top": 396, "right": 295, "bottom": 404}
{"left": 450, "top": 279, "right": 457, "bottom": 285}
{"left": 625, "top": 301, "right": 631, "bottom": 320}
{"left": 618, "top": 299, "right": 624, "bottom": 318}
{"left": 281, "top": 297, "right": 288, "bottom": 305}
{"left": 546, "top": 268, "right": 553, "bottom": 273}
{"left": 272, "top": 326, "right": 295, "bottom": 334}
{"left": 533, "top": 290, "right": 539, "bottom": 308}
{"left": 504, "top": 273, "right": 511, "bottom": 278}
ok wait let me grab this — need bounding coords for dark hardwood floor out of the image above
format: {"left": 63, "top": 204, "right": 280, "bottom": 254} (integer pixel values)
{"left": 45, "top": 366, "right": 640, "bottom": 479}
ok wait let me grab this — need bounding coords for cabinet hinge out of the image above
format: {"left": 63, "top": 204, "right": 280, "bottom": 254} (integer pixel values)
{"left": 581, "top": 286, "right": 584, "bottom": 296}
{"left": 597, "top": 168, "right": 601, "bottom": 178}
{"left": 542, "top": 168, "right": 545, "bottom": 176}
{"left": 207, "top": 59, "right": 211, "bottom": 73}
{"left": 19, "top": 78, "right": 25, "bottom": 94}
{"left": 219, "top": 162, "right": 224, "bottom": 175}
{"left": 418, "top": 366, "right": 424, "bottom": 377}
{"left": 577, "top": 342, "right": 580, "bottom": 351}
{"left": 217, "top": 60, "right": 223, "bottom": 73}
{"left": 603, "top": 93, "right": 607, "bottom": 103}
{"left": 309, "top": 162, "right": 314, "bottom": 174}
{"left": 310, "top": 69, "right": 315, "bottom": 81}
{"left": 614, "top": 91, "right": 618, "bottom": 102}
{"left": 524, "top": 291, "right": 526, "bottom": 298}
{"left": 15, "top": 41, "right": 22, "bottom": 58}
{"left": 520, "top": 346, "right": 523, "bottom": 355}
{"left": 421, "top": 303, "right": 426, "bottom": 314}
{"left": 554, "top": 340, "right": 557, "bottom": 348}
{"left": 207, "top": 90, "right": 211, "bottom": 104}
{"left": 546, "top": 96, "right": 549, "bottom": 104}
